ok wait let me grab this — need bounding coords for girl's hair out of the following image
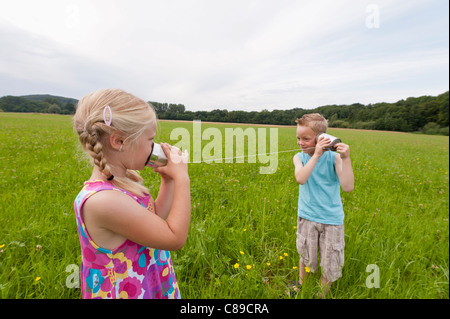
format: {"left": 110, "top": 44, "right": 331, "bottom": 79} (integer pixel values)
{"left": 73, "top": 88, "right": 157, "bottom": 196}
{"left": 295, "top": 113, "right": 328, "bottom": 135}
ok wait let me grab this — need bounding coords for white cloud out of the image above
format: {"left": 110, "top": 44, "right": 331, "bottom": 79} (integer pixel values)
{"left": 0, "top": 0, "right": 448, "bottom": 110}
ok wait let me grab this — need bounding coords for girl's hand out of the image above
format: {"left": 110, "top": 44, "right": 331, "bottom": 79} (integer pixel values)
{"left": 153, "top": 143, "right": 189, "bottom": 182}
{"left": 334, "top": 143, "right": 350, "bottom": 159}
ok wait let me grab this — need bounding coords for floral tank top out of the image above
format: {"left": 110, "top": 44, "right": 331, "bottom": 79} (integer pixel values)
{"left": 73, "top": 180, "right": 181, "bottom": 299}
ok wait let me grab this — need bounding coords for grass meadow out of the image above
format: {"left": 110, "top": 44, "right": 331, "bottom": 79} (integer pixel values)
{"left": 0, "top": 112, "right": 448, "bottom": 299}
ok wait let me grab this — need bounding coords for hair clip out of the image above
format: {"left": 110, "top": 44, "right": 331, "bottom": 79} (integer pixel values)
{"left": 103, "top": 105, "right": 112, "bottom": 126}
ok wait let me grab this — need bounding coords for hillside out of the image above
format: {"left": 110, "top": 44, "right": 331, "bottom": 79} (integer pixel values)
{"left": 21, "top": 94, "right": 78, "bottom": 106}
{"left": 0, "top": 94, "right": 77, "bottom": 114}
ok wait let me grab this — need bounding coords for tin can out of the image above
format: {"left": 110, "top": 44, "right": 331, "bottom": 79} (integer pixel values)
{"left": 146, "top": 143, "right": 168, "bottom": 167}
{"left": 316, "top": 133, "right": 341, "bottom": 151}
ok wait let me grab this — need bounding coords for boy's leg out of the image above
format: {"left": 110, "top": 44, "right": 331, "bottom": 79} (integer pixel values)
{"left": 298, "top": 260, "right": 309, "bottom": 285}
{"left": 318, "top": 276, "right": 332, "bottom": 298}
{"left": 297, "top": 217, "right": 319, "bottom": 284}
{"left": 318, "top": 223, "right": 345, "bottom": 297}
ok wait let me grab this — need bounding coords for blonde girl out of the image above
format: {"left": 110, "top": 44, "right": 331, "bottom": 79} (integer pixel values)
{"left": 73, "top": 88, "right": 190, "bottom": 299}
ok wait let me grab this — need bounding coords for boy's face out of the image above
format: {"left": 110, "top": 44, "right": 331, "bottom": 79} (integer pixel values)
{"left": 296, "top": 125, "right": 316, "bottom": 155}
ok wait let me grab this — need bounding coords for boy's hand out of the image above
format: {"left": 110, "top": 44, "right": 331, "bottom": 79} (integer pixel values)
{"left": 314, "top": 135, "right": 331, "bottom": 157}
{"left": 334, "top": 143, "right": 350, "bottom": 159}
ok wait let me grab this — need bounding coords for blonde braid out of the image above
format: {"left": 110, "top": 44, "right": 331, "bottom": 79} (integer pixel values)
{"left": 89, "top": 127, "right": 113, "bottom": 180}
{"left": 78, "top": 123, "right": 113, "bottom": 180}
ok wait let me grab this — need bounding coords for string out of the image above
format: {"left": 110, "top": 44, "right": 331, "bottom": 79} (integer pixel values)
{"left": 191, "top": 146, "right": 337, "bottom": 163}
{"left": 194, "top": 149, "right": 301, "bottom": 163}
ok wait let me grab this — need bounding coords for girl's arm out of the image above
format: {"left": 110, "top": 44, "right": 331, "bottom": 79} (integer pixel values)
{"left": 153, "top": 143, "right": 191, "bottom": 220}
{"left": 84, "top": 144, "right": 191, "bottom": 251}
{"left": 334, "top": 143, "right": 354, "bottom": 192}
{"left": 84, "top": 186, "right": 189, "bottom": 251}
{"left": 154, "top": 177, "right": 174, "bottom": 220}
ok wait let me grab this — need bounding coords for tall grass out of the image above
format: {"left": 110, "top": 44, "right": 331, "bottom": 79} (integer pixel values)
{"left": 0, "top": 113, "right": 448, "bottom": 298}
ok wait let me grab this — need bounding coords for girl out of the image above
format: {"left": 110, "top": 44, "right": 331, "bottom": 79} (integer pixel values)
{"left": 73, "top": 88, "right": 190, "bottom": 299}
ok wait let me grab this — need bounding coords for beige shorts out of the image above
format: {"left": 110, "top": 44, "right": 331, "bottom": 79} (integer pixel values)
{"left": 296, "top": 217, "right": 345, "bottom": 282}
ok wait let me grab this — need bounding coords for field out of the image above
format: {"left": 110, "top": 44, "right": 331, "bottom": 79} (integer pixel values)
{"left": 0, "top": 112, "right": 448, "bottom": 299}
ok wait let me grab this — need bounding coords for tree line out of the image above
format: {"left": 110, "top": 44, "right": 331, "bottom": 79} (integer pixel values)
{"left": 1, "top": 91, "right": 448, "bottom": 135}
{"left": 151, "top": 91, "right": 449, "bottom": 135}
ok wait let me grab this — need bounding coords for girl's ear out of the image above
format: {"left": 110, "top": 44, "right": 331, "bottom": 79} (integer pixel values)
{"left": 109, "top": 131, "right": 124, "bottom": 151}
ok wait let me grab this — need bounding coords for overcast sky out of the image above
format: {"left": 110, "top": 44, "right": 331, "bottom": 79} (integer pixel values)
{"left": 0, "top": 0, "right": 448, "bottom": 111}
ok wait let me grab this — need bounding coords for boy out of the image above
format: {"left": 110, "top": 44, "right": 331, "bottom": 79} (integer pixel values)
{"left": 293, "top": 113, "right": 354, "bottom": 298}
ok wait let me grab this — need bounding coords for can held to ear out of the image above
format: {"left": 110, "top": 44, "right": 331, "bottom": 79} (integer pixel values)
{"left": 316, "top": 133, "right": 341, "bottom": 151}
{"left": 146, "top": 143, "right": 168, "bottom": 167}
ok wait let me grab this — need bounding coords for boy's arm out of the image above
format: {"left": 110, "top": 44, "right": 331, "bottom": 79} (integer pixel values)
{"left": 334, "top": 143, "right": 354, "bottom": 192}
{"left": 293, "top": 136, "right": 330, "bottom": 185}
{"left": 294, "top": 154, "right": 319, "bottom": 185}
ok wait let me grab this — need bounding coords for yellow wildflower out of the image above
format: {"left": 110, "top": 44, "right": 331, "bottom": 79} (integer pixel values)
{"left": 266, "top": 263, "right": 271, "bottom": 266}
{"left": 234, "top": 263, "right": 239, "bottom": 269}
{"left": 283, "top": 253, "right": 288, "bottom": 257}
{"left": 305, "top": 266, "right": 311, "bottom": 273}
{"left": 0, "top": 244, "right": 5, "bottom": 249}
{"left": 240, "top": 251, "right": 245, "bottom": 255}
{"left": 35, "top": 277, "right": 41, "bottom": 282}
{"left": 246, "top": 265, "right": 252, "bottom": 270}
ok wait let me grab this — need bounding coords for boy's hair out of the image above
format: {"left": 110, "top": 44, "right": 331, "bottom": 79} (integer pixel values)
{"left": 73, "top": 88, "right": 157, "bottom": 196}
{"left": 295, "top": 113, "right": 328, "bottom": 135}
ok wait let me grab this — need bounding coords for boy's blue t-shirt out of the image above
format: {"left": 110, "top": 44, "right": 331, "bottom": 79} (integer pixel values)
{"left": 297, "top": 151, "right": 344, "bottom": 225}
